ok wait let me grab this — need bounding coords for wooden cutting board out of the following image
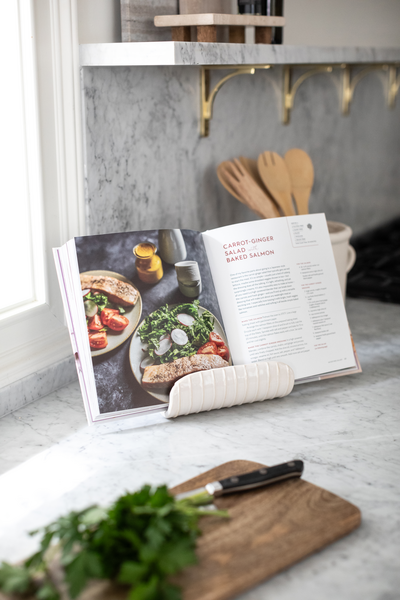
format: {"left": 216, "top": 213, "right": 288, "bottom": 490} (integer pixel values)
{"left": 170, "top": 460, "right": 361, "bottom": 600}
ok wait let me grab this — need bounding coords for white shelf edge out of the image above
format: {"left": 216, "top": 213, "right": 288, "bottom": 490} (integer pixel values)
{"left": 79, "top": 42, "right": 400, "bottom": 68}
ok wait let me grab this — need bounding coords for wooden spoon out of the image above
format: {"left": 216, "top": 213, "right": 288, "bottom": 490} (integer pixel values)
{"left": 257, "top": 151, "right": 295, "bottom": 216}
{"left": 284, "top": 148, "right": 314, "bottom": 215}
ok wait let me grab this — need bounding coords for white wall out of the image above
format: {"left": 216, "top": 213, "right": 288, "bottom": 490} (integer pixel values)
{"left": 77, "top": 0, "right": 400, "bottom": 46}
{"left": 285, "top": 0, "right": 400, "bottom": 47}
{"left": 77, "top": 0, "right": 121, "bottom": 43}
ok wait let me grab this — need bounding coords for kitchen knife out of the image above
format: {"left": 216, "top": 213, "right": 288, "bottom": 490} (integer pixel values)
{"left": 175, "top": 460, "right": 304, "bottom": 504}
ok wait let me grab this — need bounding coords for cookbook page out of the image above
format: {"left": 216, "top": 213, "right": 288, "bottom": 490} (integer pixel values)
{"left": 202, "top": 214, "right": 357, "bottom": 381}
{"left": 73, "top": 229, "right": 229, "bottom": 422}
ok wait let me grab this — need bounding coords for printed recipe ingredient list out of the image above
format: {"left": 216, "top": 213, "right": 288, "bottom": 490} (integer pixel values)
{"left": 203, "top": 214, "right": 356, "bottom": 381}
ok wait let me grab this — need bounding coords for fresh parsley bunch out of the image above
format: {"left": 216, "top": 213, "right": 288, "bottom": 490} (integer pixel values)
{"left": 0, "top": 485, "right": 226, "bottom": 600}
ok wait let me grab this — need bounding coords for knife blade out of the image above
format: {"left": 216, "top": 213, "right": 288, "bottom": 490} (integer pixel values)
{"left": 175, "top": 460, "right": 304, "bottom": 504}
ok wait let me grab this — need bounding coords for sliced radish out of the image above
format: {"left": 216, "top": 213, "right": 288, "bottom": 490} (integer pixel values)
{"left": 171, "top": 329, "right": 188, "bottom": 346}
{"left": 155, "top": 336, "right": 172, "bottom": 356}
{"left": 84, "top": 300, "right": 98, "bottom": 317}
{"left": 159, "top": 333, "right": 170, "bottom": 341}
{"left": 141, "top": 343, "right": 149, "bottom": 353}
{"left": 82, "top": 288, "right": 90, "bottom": 297}
{"left": 140, "top": 355, "right": 155, "bottom": 373}
{"left": 177, "top": 313, "right": 195, "bottom": 327}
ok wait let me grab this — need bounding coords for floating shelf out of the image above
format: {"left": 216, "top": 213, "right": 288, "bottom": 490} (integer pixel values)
{"left": 79, "top": 43, "right": 400, "bottom": 136}
{"left": 79, "top": 42, "right": 400, "bottom": 67}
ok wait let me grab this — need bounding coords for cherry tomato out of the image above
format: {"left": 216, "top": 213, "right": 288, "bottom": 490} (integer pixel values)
{"left": 108, "top": 314, "right": 129, "bottom": 332}
{"left": 197, "top": 341, "right": 218, "bottom": 355}
{"left": 217, "top": 344, "right": 230, "bottom": 362}
{"left": 88, "top": 314, "right": 103, "bottom": 331}
{"left": 209, "top": 331, "right": 225, "bottom": 346}
{"left": 89, "top": 331, "right": 108, "bottom": 349}
{"left": 101, "top": 308, "right": 119, "bottom": 327}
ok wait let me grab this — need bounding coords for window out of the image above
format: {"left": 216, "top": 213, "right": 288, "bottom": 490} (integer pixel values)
{"left": 0, "top": 0, "right": 85, "bottom": 391}
{"left": 0, "top": 1, "right": 45, "bottom": 317}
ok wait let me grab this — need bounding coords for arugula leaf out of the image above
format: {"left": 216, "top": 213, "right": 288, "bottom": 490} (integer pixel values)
{"left": 138, "top": 302, "right": 214, "bottom": 364}
{"left": 85, "top": 292, "right": 110, "bottom": 312}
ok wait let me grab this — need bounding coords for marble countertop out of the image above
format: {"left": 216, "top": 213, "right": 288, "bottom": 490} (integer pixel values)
{"left": 79, "top": 42, "right": 400, "bottom": 67}
{"left": 1, "top": 297, "right": 399, "bottom": 599}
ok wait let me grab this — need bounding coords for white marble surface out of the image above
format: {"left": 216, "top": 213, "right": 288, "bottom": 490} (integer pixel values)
{"left": 1, "top": 298, "right": 399, "bottom": 599}
{"left": 0, "top": 357, "right": 77, "bottom": 420}
{"left": 80, "top": 42, "right": 400, "bottom": 66}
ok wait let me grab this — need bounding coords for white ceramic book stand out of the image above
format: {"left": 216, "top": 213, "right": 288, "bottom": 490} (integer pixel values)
{"left": 165, "top": 361, "right": 294, "bottom": 418}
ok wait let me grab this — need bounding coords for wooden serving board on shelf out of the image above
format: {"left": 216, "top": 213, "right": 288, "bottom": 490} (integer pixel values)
{"left": 170, "top": 460, "right": 361, "bottom": 600}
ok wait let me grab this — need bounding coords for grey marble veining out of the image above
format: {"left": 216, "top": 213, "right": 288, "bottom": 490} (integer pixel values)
{"left": 80, "top": 42, "right": 400, "bottom": 66}
{"left": 1, "top": 298, "right": 399, "bottom": 599}
{"left": 82, "top": 63, "right": 400, "bottom": 236}
{"left": 0, "top": 357, "right": 77, "bottom": 420}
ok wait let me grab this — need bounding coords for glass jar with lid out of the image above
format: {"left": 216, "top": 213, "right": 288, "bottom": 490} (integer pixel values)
{"left": 133, "top": 242, "right": 163, "bottom": 284}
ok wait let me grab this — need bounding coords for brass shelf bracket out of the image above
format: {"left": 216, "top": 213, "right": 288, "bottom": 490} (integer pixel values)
{"left": 283, "top": 65, "right": 333, "bottom": 124}
{"left": 388, "top": 64, "right": 400, "bottom": 108}
{"left": 200, "top": 65, "right": 271, "bottom": 137}
{"left": 200, "top": 62, "right": 399, "bottom": 136}
{"left": 341, "top": 63, "right": 400, "bottom": 114}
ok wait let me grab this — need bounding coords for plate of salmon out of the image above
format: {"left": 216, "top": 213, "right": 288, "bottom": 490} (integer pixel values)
{"left": 129, "top": 302, "right": 230, "bottom": 403}
{"left": 80, "top": 270, "right": 142, "bottom": 357}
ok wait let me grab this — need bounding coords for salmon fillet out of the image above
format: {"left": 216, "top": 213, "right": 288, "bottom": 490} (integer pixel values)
{"left": 142, "top": 354, "right": 227, "bottom": 389}
{"left": 80, "top": 274, "right": 139, "bottom": 307}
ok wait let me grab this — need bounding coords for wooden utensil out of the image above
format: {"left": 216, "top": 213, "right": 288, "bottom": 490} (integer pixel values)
{"left": 238, "top": 156, "right": 265, "bottom": 190}
{"left": 239, "top": 156, "right": 282, "bottom": 215}
{"left": 23, "top": 461, "right": 361, "bottom": 600}
{"left": 284, "top": 148, "right": 314, "bottom": 215}
{"left": 218, "top": 159, "right": 280, "bottom": 219}
{"left": 217, "top": 161, "right": 245, "bottom": 204}
{"left": 257, "top": 151, "right": 296, "bottom": 216}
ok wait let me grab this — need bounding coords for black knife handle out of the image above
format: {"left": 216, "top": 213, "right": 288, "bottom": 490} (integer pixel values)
{"left": 214, "top": 460, "right": 304, "bottom": 496}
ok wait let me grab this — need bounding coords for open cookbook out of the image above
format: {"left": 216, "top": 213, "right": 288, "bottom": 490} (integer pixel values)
{"left": 54, "top": 214, "right": 361, "bottom": 425}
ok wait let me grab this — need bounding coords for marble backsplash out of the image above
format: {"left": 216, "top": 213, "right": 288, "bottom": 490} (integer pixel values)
{"left": 82, "top": 63, "right": 400, "bottom": 235}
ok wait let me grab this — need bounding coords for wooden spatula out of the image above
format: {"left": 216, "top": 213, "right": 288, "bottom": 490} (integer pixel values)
{"left": 222, "top": 159, "right": 280, "bottom": 219}
{"left": 239, "top": 156, "right": 281, "bottom": 216}
{"left": 239, "top": 156, "right": 267, "bottom": 191}
{"left": 284, "top": 148, "right": 314, "bottom": 215}
{"left": 257, "top": 151, "right": 295, "bottom": 216}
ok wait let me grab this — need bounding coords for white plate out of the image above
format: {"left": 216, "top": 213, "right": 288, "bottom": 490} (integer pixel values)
{"left": 129, "top": 305, "right": 229, "bottom": 403}
{"left": 81, "top": 270, "right": 142, "bottom": 357}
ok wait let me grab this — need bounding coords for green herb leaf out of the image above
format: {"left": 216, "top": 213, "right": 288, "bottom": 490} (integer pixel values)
{"left": 0, "top": 562, "right": 32, "bottom": 594}
{"left": 65, "top": 551, "right": 103, "bottom": 598}
{"left": 138, "top": 302, "right": 214, "bottom": 364}
{"left": 35, "top": 581, "right": 60, "bottom": 600}
{"left": 117, "top": 561, "right": 148, "bottom": 585}
{"left": 1, "top": 484, "right": 229, "bottom": 600}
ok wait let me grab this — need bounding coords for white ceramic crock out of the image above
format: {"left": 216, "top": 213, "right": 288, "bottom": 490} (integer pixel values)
{"left": 327, "top": 221, "right": 356, "bottom": 300}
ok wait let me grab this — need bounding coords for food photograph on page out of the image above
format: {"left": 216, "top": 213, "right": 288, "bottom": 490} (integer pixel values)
{"left": 75, "top": 229, "right": 230, "bottom": 414}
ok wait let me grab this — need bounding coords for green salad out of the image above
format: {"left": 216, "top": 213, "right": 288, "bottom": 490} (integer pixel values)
{"left": 138, "top": 300, "right": 214, "bottom": 364}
